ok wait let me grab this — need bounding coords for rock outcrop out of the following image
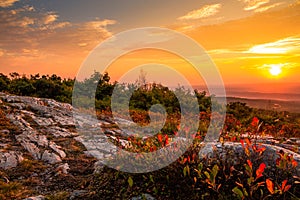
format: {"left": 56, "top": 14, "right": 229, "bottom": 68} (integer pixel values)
{"left": 199, "top": 142, "right": 300, "bottom": 173}
{"left": 1, "top": 92, "right": 300, "bottom": 172}
{"left": 0, "top": 92, "right": 299, "bottom": 199}
{"left": 0, "top": 92, "right": 128, "bottom": 169}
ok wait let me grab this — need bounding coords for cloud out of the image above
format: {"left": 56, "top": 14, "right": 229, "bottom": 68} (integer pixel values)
{"left": 254, "top": 2, "right": 285, "bottom": 12}
{"left": 78, "top": 43, "right": 88, "bottom": 47}
{"left": 20, "top": 16, "right": 35, "bottom": 27}
{"left": 258, "top": 63, "right": 297, "bottom": 70}
{"left": 43, "top": 13, "right": 58, "bottom": 25}
{"left": 0, "top": 4, "right": 116, "bottom": 61}
{"left": 0, "top": 4, "right": 116, "bottom": 77}
{"left": 239, "top": 0, "right": 270, "bottom": 11}
{"left": 248, "top": 37, "right": 300, "bottom": 54}
{"left": 178, "top": 4, "right": 222, "bottom": 20}
{"left": 10, "top": 5, "right": 35, "bottom": 15}
{"left": 183, "top": 3, "right": 300, "bottom": 50}
{"left": 85, "top": 19, "right": 116, "bottom": 29}
{"left": 0, "top": 0, "right": 18, "bottom": 8}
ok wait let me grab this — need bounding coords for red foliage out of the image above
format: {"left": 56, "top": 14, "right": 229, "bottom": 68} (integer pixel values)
{"left": 266, "top": 179, "right": 274, "bottom": 194}
{"left": 256, "top": 163, "right": 266, "bottom": 179}
{"left": 247, "top": 160, "right": 253, "bottom": 170}
{"left": 157, "top": 134, "right": 163, "bottom": 143}
{"left": 251, "top": 117, "right": 259, "bottom": 126}
{"left": 164, "top": 134, "right": 169, "bottom": 146}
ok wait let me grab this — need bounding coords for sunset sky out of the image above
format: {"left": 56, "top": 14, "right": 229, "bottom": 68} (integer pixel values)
{"left": 0, "top": 0, "right": 300, "bottom": 88}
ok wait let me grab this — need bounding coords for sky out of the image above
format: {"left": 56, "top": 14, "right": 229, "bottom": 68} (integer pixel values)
{"left": 0, "top": 0, "right": 300, "bottom": 89}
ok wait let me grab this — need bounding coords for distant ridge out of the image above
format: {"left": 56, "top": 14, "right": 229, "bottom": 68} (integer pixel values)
{"left": 225, "top": 96, "right": 300, "bottom": 113}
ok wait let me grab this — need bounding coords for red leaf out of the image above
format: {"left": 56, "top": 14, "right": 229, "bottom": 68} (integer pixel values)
{"left": 284, "top": 185, "right": 291, "bottom": 192}
{"left": 256, "top": 163, "right": 266, "bottom": 179}
{"left": 281, "top": 180, "right": 287, "bottom": 191}
{"left": 266, "top": 179, "right": 274, "bottom": 194}
{"left": 292, "top": 160, "right": 298, "bottom": 167}
{"left": 231, "top": 136, "right": 237, "bottom": 142}
{"left": 247, "top": 160, "right": 252, "bottom": 170}
{"left": 240, "top": 139, "right": 245, "bottom": 148}
{"left": 245, "top": 138, "right": 251, "bottom": 147}
{"left": 259, "top": 163, "right": 266, "bottom": 171}
{"left": 251, "top": 117, "right": 259, "bottom": 126}
{"left": 183, "top": 158, "right": 187, "bottom": 164}
{"left": 157, "top": 134, "right": 163, "bottom": 143}
{"left": 164, "top": 135, "right": 169, "bottom": 146}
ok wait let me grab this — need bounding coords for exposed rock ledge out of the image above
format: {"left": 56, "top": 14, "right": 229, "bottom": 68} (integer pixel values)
{"left": 0, "top": 92, "right": 299, "bottom": 174}
{"left": 0, "top": 92, "right": 130, "bottom": 170}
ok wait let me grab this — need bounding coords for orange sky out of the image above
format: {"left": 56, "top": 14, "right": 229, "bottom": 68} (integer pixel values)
{"left": 0, "top": 0, "right": 300, "bottom": 87}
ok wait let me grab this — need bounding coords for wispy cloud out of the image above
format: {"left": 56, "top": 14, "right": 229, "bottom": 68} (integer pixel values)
{"left": 254, "top": 2, "right": 285, "bottom": 12}
{"left": 0, "top": 5, "right": 116, "bottom": 56}
{"left": 178, "top": 4, "right": 222, "bottom": 20}
{"left": 248, "top": 37, "right": 300, "bottom": 54}
{"left": 0, "top": 3, "right": 117, "bottom": 76}
{"left": 207, "top": 48, "right": 241, "bottom": 55}
{"left": 239, "top": 0, "right": 270, "bottom": 11}
{"left": 258, "top": 63, "right": 297, "bottom": 70}
{"left": 0, "top": 0, "right": 18, "bottom": 8}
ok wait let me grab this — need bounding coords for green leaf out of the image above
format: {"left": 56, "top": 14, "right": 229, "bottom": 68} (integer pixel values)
{"left": 186, "top": 165, "right": 190, "bottom": 176}
{"left": 153, "top": 187, "right": 158, "bottom": 194}
{"left": 243, "top": 188, "right": 249, "bottom": 197}
{"left": 232, "top": 187, "right": 244, "bottom": 199}
{"left": 247, "top": 177, "right": 254, "bottom": 185}
{"left": 210, "top": 165, "right": 219, "bottom": 184}
{"left": 183, "top": 166, "right": 187, "bottom": 177}
{"left": 149, "top": 175, "right": 154, "bottom": 183}
{"left": 245, "top": 164, "right": 252, "bottom": 174}
{"left": 128, "top": 176, "right": 133, "bottom": 187}
{"left": 204, "top": 171, "right": 210, "bottom": 180}
{"left": 212, "top": 165, "right": 219, "bottom": 178}
{"left": 198, "top": 163, "right": 203, "bottom": 171}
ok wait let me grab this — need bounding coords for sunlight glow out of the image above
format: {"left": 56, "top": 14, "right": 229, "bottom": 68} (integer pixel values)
{"left": 269, "top": 64, "right": 282, "bottom": 76}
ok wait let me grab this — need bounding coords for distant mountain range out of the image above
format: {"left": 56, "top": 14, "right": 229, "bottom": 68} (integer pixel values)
{"left": 193, "top": 82, "right": 300, "bottom": 101}
{"left": 192, "top": 82, "right": 300, "bottom": 113}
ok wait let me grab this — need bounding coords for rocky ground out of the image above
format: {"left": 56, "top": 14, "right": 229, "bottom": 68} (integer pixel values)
{"left": 0, "top": 92, "right": 132, "bottom": 199}
{"left": 0, "top": 92, "right": 299, "bottom": 199}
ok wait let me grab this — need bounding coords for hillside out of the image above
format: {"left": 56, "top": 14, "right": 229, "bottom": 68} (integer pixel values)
{"left": 0, "top": 92, "right": 300, "bottom": 199}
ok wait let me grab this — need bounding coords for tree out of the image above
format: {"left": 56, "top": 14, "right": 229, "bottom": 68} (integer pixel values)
{"left": 0, "top": 73, "right": 10, "bottom": 92}
{"left": 136, "top": 69, "right": 147, "bottom": 89}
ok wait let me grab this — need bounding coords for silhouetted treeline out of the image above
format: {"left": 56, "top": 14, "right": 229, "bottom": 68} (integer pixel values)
{"left": 0, "top": 71, "right": 211, "bottom": 113}
{"left": 0, "top": 72, "right": 74, "bottom": 103}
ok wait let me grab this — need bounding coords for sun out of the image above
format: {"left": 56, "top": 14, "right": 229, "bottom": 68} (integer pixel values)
{"left": 269, "top": 65, "right": 282, "bottom": 76}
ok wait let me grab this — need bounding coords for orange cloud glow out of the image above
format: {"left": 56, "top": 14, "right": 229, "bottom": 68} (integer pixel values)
{"left": 178, "top": 4, "right": 222, "bottom": 20}
{"left": 0, "top": 1, "right": 299, "bottom": 86}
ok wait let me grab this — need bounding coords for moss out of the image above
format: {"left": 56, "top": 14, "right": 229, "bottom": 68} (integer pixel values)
{"left": 0, "top": 181, "right": 31, "bottom": 200}
{"left": 45, "top": 191, "right": 69, "bottom": 200}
